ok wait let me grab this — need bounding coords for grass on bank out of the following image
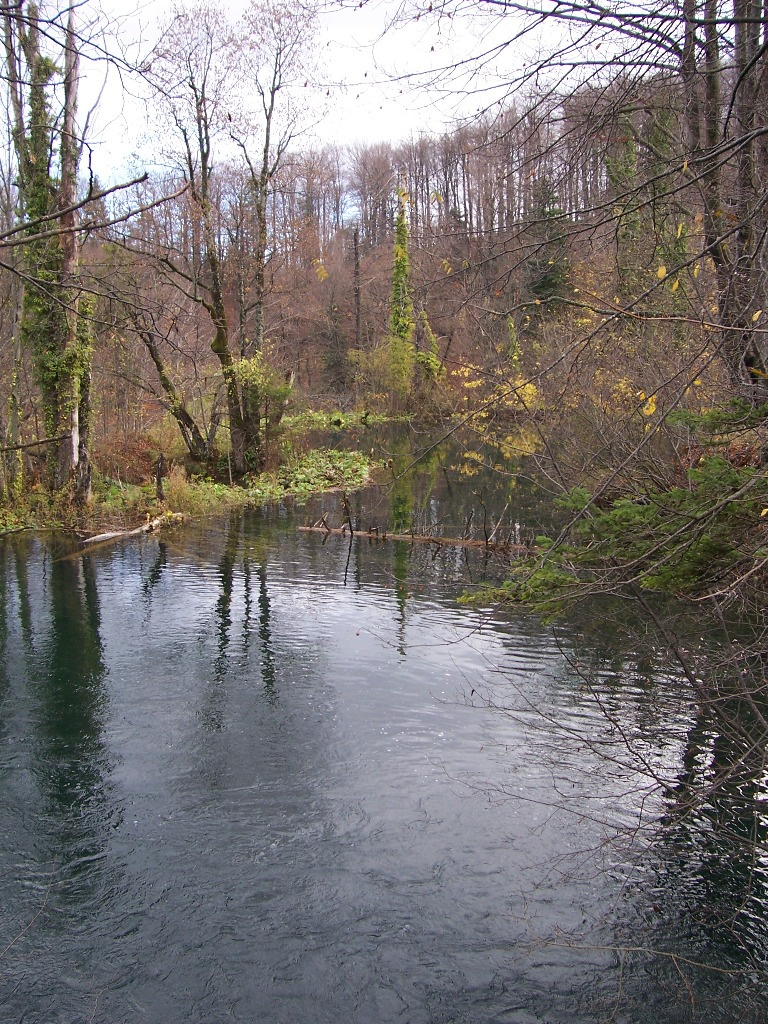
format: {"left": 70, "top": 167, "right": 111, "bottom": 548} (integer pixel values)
{"left": 283, "top": 409, "right": 390, "bottom": 431}
{"left": 0, "top": 447, "right": 373, "bottom": 536}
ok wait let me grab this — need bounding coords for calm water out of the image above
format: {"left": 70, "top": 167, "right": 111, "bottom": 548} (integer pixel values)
{"left": 1, "top": 448, "right": 767, "bottom": 1023}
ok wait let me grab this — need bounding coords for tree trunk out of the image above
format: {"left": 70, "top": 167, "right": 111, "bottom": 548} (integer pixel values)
{"left": 3, "top": 3, "right": 92, "bottom": 495}
{"left": 138, "top": 326, "right": 211, "bottom": 462}
{"left": 353, "top": 225, "right": 362, "bottom": 350}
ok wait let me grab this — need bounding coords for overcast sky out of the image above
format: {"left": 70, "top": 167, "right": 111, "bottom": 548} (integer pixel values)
{"left": 82, "top": 0, "right": 518, "bottom": 177}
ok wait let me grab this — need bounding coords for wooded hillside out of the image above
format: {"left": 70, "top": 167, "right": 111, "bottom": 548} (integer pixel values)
{"left": 1, "top": 0, "right": 766, "bottom": 591}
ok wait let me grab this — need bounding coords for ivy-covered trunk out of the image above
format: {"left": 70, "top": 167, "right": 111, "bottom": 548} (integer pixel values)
{"left": 388, "top": 191, "right": 416, "bottom": 402}
{"left": 3, "top": 3, "right": 92, "bottom": 499}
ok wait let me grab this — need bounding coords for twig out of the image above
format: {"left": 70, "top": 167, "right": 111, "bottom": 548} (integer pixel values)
{"left": 488, "top": 501, "right": 510, "bottom": 545}
{"left": 0, "top": 877, "right": 55, "bottom": 962}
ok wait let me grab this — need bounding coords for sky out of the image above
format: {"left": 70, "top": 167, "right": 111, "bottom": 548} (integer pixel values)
{"left": 80, "top": 0, "right": 519, "bottom": 177}
{"left": 311, "top": 0, "right": 510, "bottom": 144}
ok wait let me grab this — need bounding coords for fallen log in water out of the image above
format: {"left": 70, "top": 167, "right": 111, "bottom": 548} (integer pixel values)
{"left": 298, "top": 522, "right": 529, "bottom": 553}
{"left": 57, "top": 512, "right": 188, "bottom": 560}
{"left": 82, "top": 512, "right": 188, "bottom": 547}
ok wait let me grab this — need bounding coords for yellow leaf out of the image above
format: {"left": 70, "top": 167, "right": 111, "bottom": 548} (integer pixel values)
{"left": 676, "top": 222, "right": 684, "bottom": 239}
{"left": 312, "top": 258, "right": 329, "bottom": 283}
{"left": 693, "top": 264, "right": 700, "bottom": 278}
{"left": 682, "top": 160, "right": 688, "bottom": 172}
{"left": 762, "top": 508, "right": 768, "bottom": 517}
{"left": 670, "top": 279, "right": 680, "bottom": 292}
{"left": 752, "top": 310, "right": 762, "bottom": 322}
{"left": 642, "top": 394, "right": 657, "bottom": 416}
{"left": 657, "top": 265, "right": 666, "bottom": 279}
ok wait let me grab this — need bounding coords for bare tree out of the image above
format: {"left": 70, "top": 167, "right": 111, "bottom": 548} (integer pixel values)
{"left": 140, "top": 0, "right": 316, "bottom": 473}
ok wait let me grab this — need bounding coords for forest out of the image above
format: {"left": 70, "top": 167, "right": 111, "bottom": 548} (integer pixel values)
{"left": 1, "top": 3, "right": 768, "bottom": 1012}
{"left": 0, "top": 0, "right": 767, "bottom": 619}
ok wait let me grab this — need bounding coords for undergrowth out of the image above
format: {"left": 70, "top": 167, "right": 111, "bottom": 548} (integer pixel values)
{"left": 0, "top": 448, "right": 374, "bottom": 535}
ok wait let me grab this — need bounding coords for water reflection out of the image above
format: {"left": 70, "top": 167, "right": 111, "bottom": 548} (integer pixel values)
{"left": 658, "top": 687, "right": 768, "bottom": 959}
{"left": 141, "top": 538, "right": 168, "bottom": 597}
{"left": 213, "top": 511, "right": 239, "bottom": 690}
{"left": 39, "top": 553, "right": 108, "bottom": 815}
{"left": 0, "top": 537, "right": 118, "bottom": 1020}
{"left": 208, "top": 514, "right": 278, "bottom": 701}
{"left": 0, "top": 453, "right": 767, "bottom": 1021}
{"left": 256, "top": 561, "right": 278, "bottom": 700}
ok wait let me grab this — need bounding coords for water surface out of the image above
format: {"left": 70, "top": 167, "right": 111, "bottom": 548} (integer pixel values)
{"left": 1, "top": 470, "right": 766, "bottom": 1023}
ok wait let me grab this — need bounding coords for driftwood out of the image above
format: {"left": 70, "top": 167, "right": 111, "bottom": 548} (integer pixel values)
{"left": 298, "top": 521, "right": 529, "bottom": 553}
{"left": 57, "top": 513, "right": 188, "bottom": 560}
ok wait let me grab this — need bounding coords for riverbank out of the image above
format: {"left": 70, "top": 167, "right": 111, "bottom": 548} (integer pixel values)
{"left": 0, "top": 447, "right": 373, "bottom": 537}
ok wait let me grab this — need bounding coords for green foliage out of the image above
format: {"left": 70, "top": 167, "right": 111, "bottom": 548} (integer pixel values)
{"left": 14, "top": 16, "right": 93, "bottom": 486}
{"left": 0, "top": 494, "right": 42, "bottom": 534}
{"left": 386, "top": 191, "right": 418, "bottom": 400}
{"left": 163, "top": 469, "right": 247, "bottom": 517}
{"left": 515, "top": 458, "right": 768, "bottom": 607}
{"left": 348, "top": 337, "right": 418, "bottom": 404}
{"left": 388, "top": 333, "right": 416, "bottom": 398}
{"left": 389, "top": 191, "right": 415, "bottom": 344}
{"left": 458, "top": 550, "right": 587, "bottom": 618}
{"left": 0, "top": 443, "right": 373, "bottom": 532}
{"left": 276, "top": 448, "right": 371, "bottom": 498}
{"left": 352, "top": 195, "right": 442, "bottom": 406}
{"left": 21, "top": 31, "right": 65, "bottom": 427}
{"left": 669, "top": 400, "right": 768, "bottom": 434}
{"left": 347, "top": 343, "right": 389, "bottom": 397}
{"left": 414, "top": 310, "right": 444, "bottom": 383}
{"left": 231, "top": 351, "right": 284, "bottom": 397}
{"left": 228, "top": 349, "right": 293, "bottom": 466}
{"left": 284, "top": 409, "right": 387, "bottom": 432}
{"left": 0, "top": 479, "right": 87, "bottom": 534}
{"left": 556, "top": 486, "right": 593, "bottom": 514}
{"left": 527, "top": 177, "right": 570, "bottom": 309}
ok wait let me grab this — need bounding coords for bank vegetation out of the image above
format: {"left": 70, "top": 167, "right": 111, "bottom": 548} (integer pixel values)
{"left": 0, "top": 0, "right": 766, "bottom": 617}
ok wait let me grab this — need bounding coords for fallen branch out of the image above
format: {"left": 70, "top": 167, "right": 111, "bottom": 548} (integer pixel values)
{"left": 488, "top": 501, "right": 510, "bottom": 545}
{"left": 298, "top": 524, "right": 530, "bottom": 553}
{"left": 57, "top": 513, "right": 188, "bottom": 560}
{"left": 0, "top": 433, "right": 69, "bottom": 454}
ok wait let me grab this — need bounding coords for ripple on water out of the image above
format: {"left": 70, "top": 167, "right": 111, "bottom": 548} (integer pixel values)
{"left": 0, "top": 522, "right": 766, "bottom": 1024}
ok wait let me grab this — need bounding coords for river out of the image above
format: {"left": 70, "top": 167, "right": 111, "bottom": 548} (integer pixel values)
{"left": 1, "top": 431, "right": 767, "bottom": 1023}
